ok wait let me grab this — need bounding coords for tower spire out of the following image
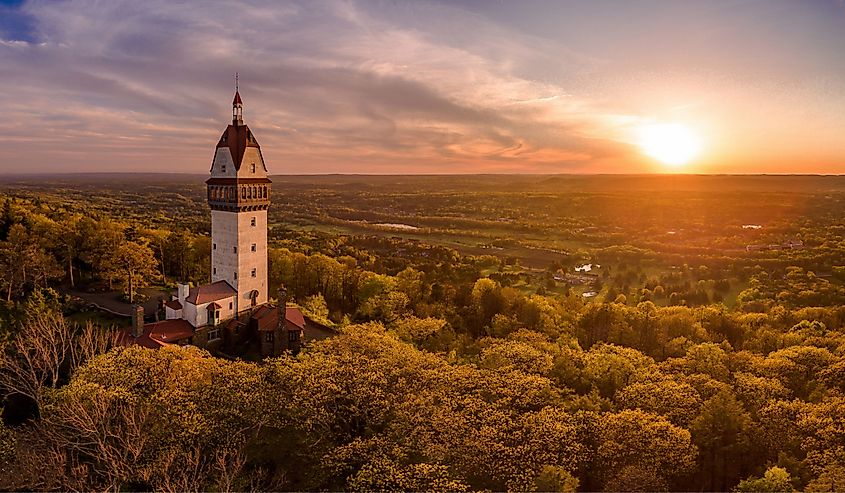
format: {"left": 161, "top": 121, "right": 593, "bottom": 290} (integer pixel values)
{"left": 232, "top": 73, "right": 243, "bottom": 126}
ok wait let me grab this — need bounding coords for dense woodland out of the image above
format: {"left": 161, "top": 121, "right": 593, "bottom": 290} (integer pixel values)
{"left": 2, "top": 175, "right": 845, "bottom": 491}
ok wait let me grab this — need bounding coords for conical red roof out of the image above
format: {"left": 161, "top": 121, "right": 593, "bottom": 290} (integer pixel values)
{"left": 233, "top": 90, "right": 242, "bottom": 105}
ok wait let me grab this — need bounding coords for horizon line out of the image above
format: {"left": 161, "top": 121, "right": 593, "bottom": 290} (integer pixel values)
{"left": 1, "top": 172, "right": 845, "bottom": 178}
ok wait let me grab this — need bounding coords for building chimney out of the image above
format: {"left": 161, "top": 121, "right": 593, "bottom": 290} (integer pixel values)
{"left": 277, "top": 286, "right": 287, "bottom": 332}
{"left": 177, "top": 282, "right": 190, "bottom": 306}
{"left": 278, "top": 285, "right": 287, "bottom": 307}
{"left": 131, "top": 304, "right": 144, "bottom": 338}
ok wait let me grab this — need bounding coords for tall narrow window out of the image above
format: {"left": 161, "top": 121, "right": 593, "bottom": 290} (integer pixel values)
{"left": 233, "top": 246, "right": 237, "bottom": 253}
{"left": 234, "top": 272, "right": 238, "bottom": 280}
{"left": 251, "top": 163, "right": 256, "bottom": 173}
{"left": 251, "top": 243, "right": 256, "bottom": 252}
{"left": 251, "top": 217, "right": 256, "bottom": 227}
{"left": 222, "top": 165, "right": 226, "bottom": 173}
{"left": 213, "top": 243, "right": 216, "bottom": 250}
{"left": 251, "top": 268, "right": 256, "bottom": 278}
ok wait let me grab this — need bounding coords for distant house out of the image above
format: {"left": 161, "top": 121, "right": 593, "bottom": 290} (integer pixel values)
{"left": 746, "top": 239, "right": 805, "bottom": 253}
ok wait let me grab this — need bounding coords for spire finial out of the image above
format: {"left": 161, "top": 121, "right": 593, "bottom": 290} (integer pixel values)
{"left": 235, "top": 72, "right": 239, "bottom": 92}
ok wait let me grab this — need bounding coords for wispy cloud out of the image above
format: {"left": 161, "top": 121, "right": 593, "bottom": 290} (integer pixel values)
{"left": 0, "top": 0, "right": 649, "bottom": 174}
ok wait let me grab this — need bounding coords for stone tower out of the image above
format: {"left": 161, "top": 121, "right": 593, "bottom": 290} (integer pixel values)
{"left": 206, "top": 89, "right": 271, "bottom": 313}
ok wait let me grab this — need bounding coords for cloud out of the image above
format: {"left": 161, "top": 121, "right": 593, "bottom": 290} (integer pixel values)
{"left": 0, "top": 0, "right": 641, "bottom": 174}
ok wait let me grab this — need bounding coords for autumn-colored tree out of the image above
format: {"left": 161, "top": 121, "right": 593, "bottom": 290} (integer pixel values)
{"left": 590, "top": 409, "right": 697, "bottom": 491}
{"left": 107, "top": 240, "right": 158, "bottom": 303}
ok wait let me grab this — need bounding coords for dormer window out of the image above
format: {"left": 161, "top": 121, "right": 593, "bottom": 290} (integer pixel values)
{"left": 222, "top": 165, "right": 227, "bottom": 173}
{"left": 251, "top": 163, "right": 256, "bottom": 173}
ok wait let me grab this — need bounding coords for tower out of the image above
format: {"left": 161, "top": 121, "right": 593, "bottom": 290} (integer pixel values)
{"left": 206, "top": 88, "right": 271, "bottom": 313}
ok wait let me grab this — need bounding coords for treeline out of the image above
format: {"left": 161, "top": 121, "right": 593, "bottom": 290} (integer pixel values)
{"left": 0, "top": 198, "right": 211, "bottom": 304}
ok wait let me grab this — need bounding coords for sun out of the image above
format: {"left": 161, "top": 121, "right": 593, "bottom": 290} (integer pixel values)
{"left": 638, "top": 122, "right": 702, "bottom": 168}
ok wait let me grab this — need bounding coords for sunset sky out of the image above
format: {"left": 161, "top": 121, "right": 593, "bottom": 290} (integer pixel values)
{"left": 1, "top": 0, "right": 844, "bottom": 174}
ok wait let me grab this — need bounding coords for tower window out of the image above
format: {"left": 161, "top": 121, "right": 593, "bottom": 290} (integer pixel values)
{"left": 213, "top": 267, "right": 216, "bottom": 275}
{"left": 233, "top": 246, "right": 237, "bottom": 253}
{"left": 213, "top": 243, "right": 216, "bottom": 250}
{"left": 251, "top": 163, "right": 256, "bottom": 173}
{"left": 251, "top": 268, "right": 256, "bottom": 278}
{"left": 250, "top": 217, "right": 256, "bottom": 227}
{"left": 222, "top": 165, "right": 226, "bottom": 173}
{"left": 251, "top": 243, "right": 256, "bottom": 252}
{"left": 234, "top": 272, "right": 238, "bottom": 280}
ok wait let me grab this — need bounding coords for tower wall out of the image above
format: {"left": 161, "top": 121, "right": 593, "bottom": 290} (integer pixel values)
{"left": 211, "top": 209, "right": 268, "bottom": 313}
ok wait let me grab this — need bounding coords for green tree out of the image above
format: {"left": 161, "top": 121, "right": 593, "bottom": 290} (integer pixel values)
{"left": 733, "top": 466, "right": 795, "bottom": 492}
{"left": 108, "top": 240, "right": 158, "bottom": 303}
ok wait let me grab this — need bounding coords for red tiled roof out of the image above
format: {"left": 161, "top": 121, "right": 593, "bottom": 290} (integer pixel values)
{"left": 207, "top": 301, "right": 222, "bottom": 310}
{"left": 216, "top": 124, "right": 260, "bottom": 170}
{"left": 118, "top": 330, "right": 166, "bottom": 349}
{"left": 286, "top": 307, "right": 305, "bottom": 329}
{"left": 164, "top": 300, "right": 182, "bottom": 310}
{"left": 255, "top": 306, "right": 307, "bottom": 331}
{"left": 146, "top": 319, "right": 195, "bottom": 344}
{"left": 119, "top": 319, "right": 194, "bottom": 349}
{"left": 185, "top": 280, "right": 236, "bottom": 305}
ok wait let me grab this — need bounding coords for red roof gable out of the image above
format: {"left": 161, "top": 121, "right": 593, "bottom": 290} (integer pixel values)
{"left": 164, "top": 300, "right": 182, "bottom": 310}
{"left": 185, "top": 280, "right": 236, "bottom": 305}
{"left": 286, "top": 307, "right": 305, "bottom": 329}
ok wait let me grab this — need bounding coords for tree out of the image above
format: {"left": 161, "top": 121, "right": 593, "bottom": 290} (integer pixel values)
{"left": 302, "top": 293, "right": 330, "bottom": 325}
{"left": 38, "top": 345, "right": 265, "bottom": 491}
{"left": 49, "top": 217, "right": 83, "bottom": 288}
{"left": 534, "top": 465, "right": 579, "bottom": 492}
{"left": 0, "top": 224, "right": 61, "bottom": 300}
{"left": 805, "top": 463, "right": 845, "bottom": 492}
{"left": 0, "top": 310, "right": 118, "bottom": 414}
{"left": 615, "top": 379, "right": 702, "bottom": 427}
{"left": 591, "top": 409, "right": 697, "bottom": 491}
{"left": 690, "top": 391, "right": 758, "bottom": 491}
{"left": 733, "top": 466, "right": 795, "bottom": 492}
{"left": 108, "top": 241, "right": 158, "bottom": 303}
